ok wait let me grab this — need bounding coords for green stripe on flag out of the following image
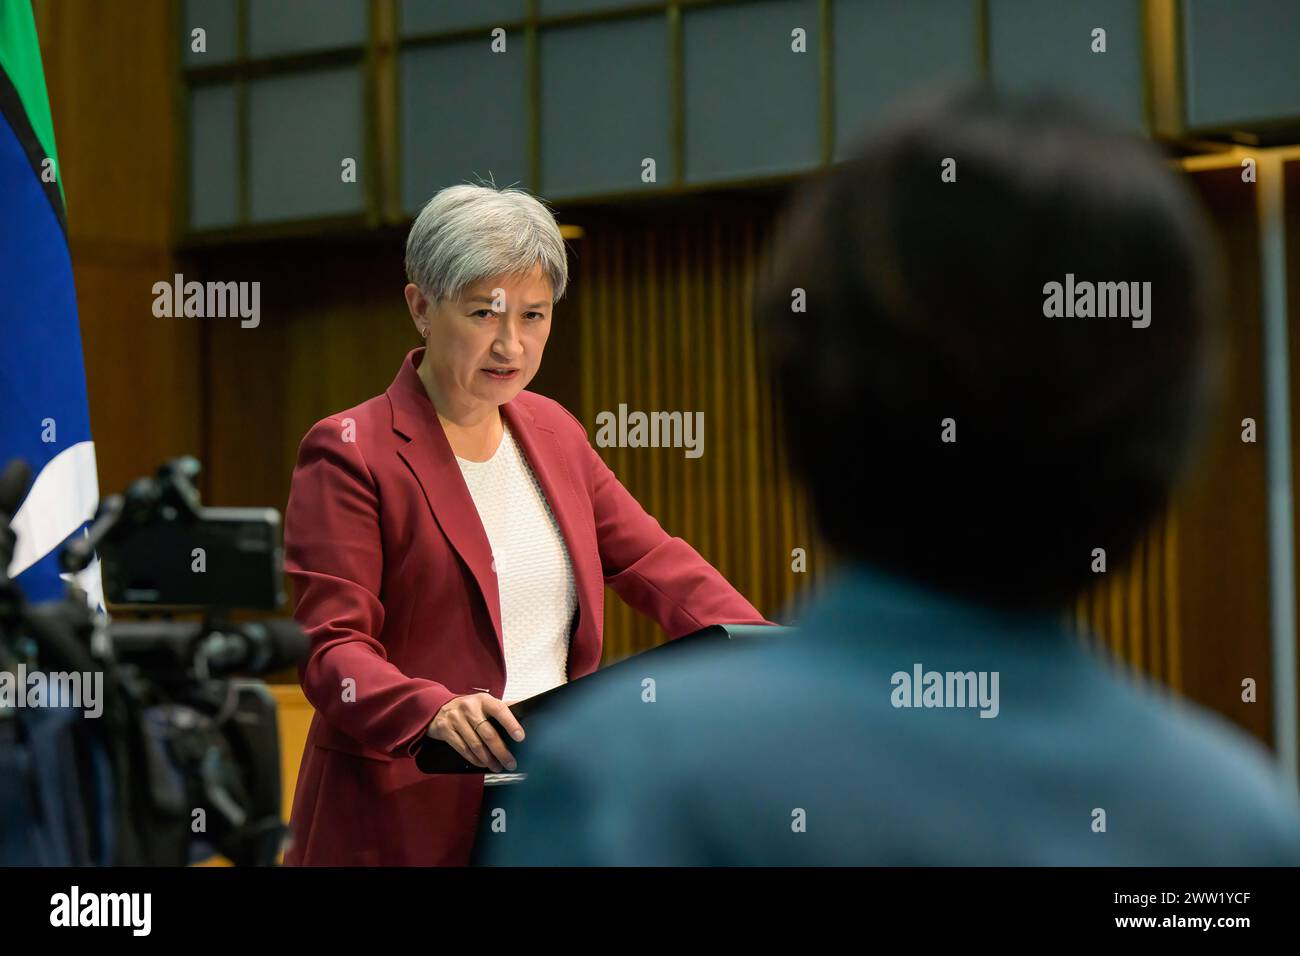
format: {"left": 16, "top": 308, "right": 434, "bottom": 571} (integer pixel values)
{"left": 0, "top": 0, "right": 63, "bottom": 204}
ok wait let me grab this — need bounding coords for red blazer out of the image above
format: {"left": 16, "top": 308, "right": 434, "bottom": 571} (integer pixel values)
{"left": 281, "top": 347, "right": 769, "bottom": 865}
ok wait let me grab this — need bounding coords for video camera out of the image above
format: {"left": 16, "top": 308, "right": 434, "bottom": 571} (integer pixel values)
{"left": 0, "top": 455, "right": 307, "bottom": 866}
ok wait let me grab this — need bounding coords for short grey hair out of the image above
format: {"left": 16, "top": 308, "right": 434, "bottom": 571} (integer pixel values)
{"left": 405, "top": 183, "right": 569, "bottom": 304}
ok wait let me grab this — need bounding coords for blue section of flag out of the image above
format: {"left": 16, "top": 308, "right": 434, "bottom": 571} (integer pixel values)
{"left": 0, "top": 103, "right": 97, "bottom": 604}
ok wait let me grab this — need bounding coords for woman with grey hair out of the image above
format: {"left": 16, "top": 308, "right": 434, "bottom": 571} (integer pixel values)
{"left": 280, "top": 183, "right": 769, "bottom": 865}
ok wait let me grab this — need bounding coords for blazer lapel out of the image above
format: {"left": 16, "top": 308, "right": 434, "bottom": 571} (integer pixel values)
{"left": 501, "top": 400, "right": 602, "bottom": 678}
{"left": 388, "top": 348, "right": 504, "bottom": 658}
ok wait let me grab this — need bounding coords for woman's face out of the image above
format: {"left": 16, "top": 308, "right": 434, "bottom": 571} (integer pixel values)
{"left": 406, "top": 262, "right": 554, "bottom": 417}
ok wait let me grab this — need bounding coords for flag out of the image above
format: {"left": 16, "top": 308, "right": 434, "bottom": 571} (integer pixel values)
{"left": 0, "top": 0, "right": 102, "bottom": 610}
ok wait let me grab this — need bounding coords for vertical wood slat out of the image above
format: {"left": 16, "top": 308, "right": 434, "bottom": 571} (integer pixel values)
{"left": 1165, "top": 508, "right": 1184, "bottom": 694}
{"left": 577, "top": 209, "right": 826, "bottom": 661}
{"left": 1074, "top": 510, "right": 1183, "bottom": 690}
{"left": 1128, "top": 536, "right": 1145, "bottom": 674}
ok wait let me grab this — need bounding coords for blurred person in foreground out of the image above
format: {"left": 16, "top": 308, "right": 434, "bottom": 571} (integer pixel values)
{"left": 281, "top": 183, "right": 768, "bottom": 866}
{"left": 479, "top": 90, "right": 1300, "bottom": 865}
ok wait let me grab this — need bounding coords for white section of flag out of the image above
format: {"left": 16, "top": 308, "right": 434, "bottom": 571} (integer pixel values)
{"left": 8, "top": 439, "right": 100, "bottom": 582}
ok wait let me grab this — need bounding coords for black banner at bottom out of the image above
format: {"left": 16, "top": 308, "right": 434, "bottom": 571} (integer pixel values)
{"left": 0, "top": 865, "right": 1291, "bottom": 941}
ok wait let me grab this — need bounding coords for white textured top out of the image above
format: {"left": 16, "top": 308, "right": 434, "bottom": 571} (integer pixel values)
{"left": 455, "top": 423, "right": 576, "bottom": 784}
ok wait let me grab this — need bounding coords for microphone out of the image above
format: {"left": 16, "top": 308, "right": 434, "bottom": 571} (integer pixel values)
{"left": 110, "top": 617, "right": 307, "bottom": 678}
{"left": 194, "top": 619, "right": 308, "bottom": 677}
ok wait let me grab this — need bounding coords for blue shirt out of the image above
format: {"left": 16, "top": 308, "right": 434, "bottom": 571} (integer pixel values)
{"left": 477, "top": 563, "right": 1300, "bottom": 865}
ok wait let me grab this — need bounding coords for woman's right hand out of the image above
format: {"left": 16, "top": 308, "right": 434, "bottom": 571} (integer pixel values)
{"left": 426, "top": 693, "right": 525, "bottom": 772}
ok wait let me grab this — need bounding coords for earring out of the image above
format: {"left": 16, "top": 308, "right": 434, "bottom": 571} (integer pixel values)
{"left": 421, "top": 328, "right": 428, "bottom": 339}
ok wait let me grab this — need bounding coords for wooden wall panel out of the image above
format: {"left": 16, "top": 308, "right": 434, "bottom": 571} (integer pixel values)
{"left": 1167, "top": 165, "right": 1272, "bottom": 745}
{"left": 33, "top": 0, "right": 198, "bottom": 500}
{"left": 1074, "top": 511, "right": 1182, "bottom": 692}
{"left": 1074, "top": 164, "right": 1275, "bottom": 746}
{"left": 570, "top": 202, "right": 829, "bottom": 660}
